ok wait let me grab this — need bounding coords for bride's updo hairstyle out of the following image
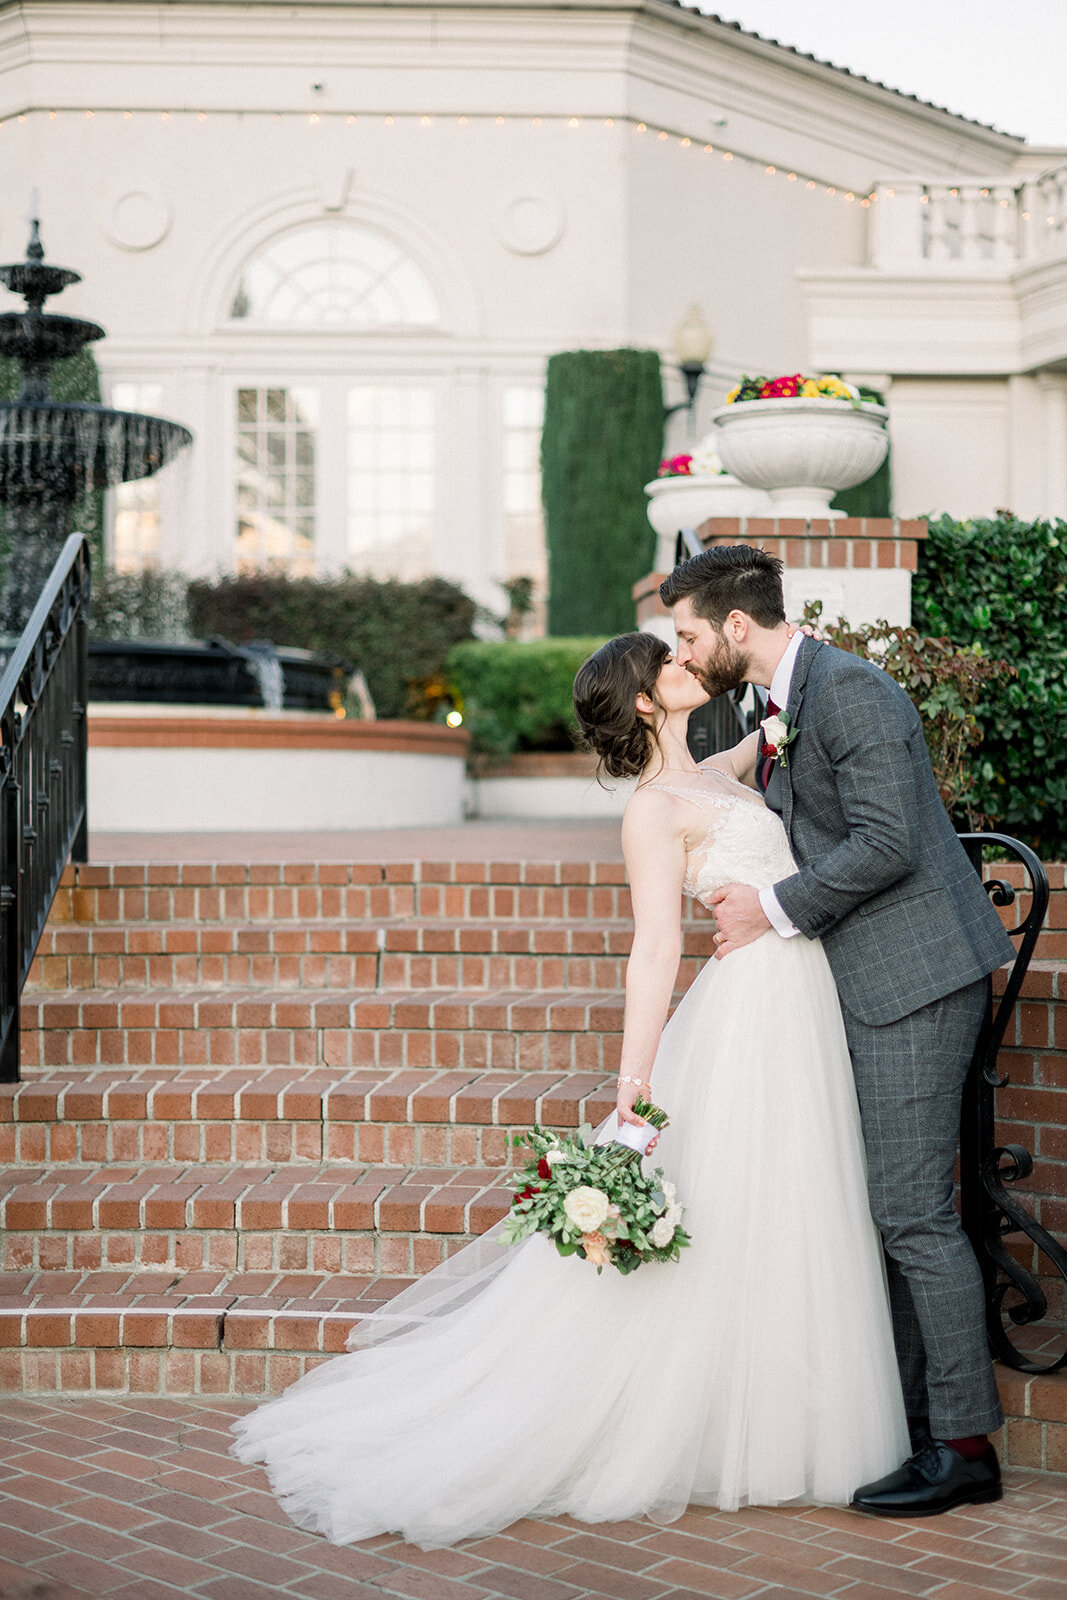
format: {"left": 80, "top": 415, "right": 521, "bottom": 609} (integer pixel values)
{"left": 573, "top": 632, "right": 671, "bottom": 781}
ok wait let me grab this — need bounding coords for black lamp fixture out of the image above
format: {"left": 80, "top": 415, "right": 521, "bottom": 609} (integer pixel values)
{"left": 664, "top": 304, "right": 714, "bottom": 418}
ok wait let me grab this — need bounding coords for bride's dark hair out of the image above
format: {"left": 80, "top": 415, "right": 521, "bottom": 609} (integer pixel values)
{"left": 573, "top": 632, "right": 671, "bottom": 781}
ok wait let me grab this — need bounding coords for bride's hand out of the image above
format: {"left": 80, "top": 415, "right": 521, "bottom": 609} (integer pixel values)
{"left": 615, "top": 1081, "right": 660, "bottom": 1152}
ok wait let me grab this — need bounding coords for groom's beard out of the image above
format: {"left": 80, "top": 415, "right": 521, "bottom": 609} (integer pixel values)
{"left": 689, "top": 638, "right": 752, "bottom": 700}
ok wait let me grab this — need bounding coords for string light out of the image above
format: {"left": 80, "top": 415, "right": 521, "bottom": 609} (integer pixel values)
{"left": 17, "top": 107, "right": 886, "bottom": 202}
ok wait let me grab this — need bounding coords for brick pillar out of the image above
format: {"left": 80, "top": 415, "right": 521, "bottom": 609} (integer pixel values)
{"left": 634, "top": 515, "right": 928, "bottom": 632}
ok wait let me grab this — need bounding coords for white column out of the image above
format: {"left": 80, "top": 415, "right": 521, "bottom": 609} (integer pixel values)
{"left": 870, "top": 180, "right": 924, "bottom": 269}
{"left": 1038, "top": 373, "right": 1067, "bottom": 517}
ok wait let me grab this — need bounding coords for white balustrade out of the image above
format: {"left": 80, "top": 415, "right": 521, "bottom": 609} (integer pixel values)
{"left": 869, "top": 164, "right": 1067, "bottom": 271}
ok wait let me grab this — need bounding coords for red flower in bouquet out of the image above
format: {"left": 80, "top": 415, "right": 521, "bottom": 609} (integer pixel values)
{"left": 537, "top": 1157, "right": 552, "bottom": 1180}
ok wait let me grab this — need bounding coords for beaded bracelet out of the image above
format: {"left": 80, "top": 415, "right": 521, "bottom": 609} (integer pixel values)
{"left": 617, "top": 1075, "right": 652, "bottom": 1095}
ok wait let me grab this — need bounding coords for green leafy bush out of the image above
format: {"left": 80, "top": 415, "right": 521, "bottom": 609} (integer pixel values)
{"left": 187, "top": 572, "right": 477, "bottom": 721}
{"left": 90, "top": 567, "right": 191, "bottom": 641}
{"left": 912, "top": 513, "right": 1067, "bottom": 857}
{"left": 830, "top": 387, "right": 891, "bottom": 517}
{"left": 446, "top": 637, "right": 607, "bottom": 761}
{"left": 541, "top": 349, "right": 663, "bottom": 635}
{"left": 803, "top": 603, "right": 1014, "bottom": 828}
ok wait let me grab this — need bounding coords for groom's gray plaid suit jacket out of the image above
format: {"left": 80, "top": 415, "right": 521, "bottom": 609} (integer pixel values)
{"left": 763, "top": 636, "right": 1015, "bottom": 1026}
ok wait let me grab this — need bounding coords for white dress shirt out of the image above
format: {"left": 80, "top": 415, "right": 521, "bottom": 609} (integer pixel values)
{"left": 757, "top": 630, "right": 805, "bottom": 939}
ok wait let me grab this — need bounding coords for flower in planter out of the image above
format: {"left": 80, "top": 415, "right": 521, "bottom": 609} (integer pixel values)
{"left": 656, "top": 453, "right": 694, "bottom": 477}
{"left": 725, "top": 373, "right": 860, "bottom": 404}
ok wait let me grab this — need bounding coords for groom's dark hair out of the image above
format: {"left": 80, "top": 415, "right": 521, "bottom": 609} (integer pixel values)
{"left": 659, "top": 545, "right": 786, "bottom": 629}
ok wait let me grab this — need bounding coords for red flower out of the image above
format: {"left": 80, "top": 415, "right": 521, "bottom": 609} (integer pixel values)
{"left": 537, "top": 1157, "right": 552, "bottom": 1180}
{"left": 515, "top": 1184, "right": 540, "bottom": 1203}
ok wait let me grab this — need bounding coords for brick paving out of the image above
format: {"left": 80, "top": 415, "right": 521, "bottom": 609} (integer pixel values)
{"left": 1, "top": 1398, "right": 1067, "bottom": 1600}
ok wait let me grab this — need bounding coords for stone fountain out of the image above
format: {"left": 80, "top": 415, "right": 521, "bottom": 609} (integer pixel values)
{"left": 0, "top": 218, "right": 193, "bottom": 632}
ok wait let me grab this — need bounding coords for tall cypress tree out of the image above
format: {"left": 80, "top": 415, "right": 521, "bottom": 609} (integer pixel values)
{"left": 541, "top": 349, "right": 663, "bottom": 635}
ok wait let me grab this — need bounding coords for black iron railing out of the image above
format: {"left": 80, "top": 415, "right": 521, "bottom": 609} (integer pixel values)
{"left": 0, "top": 533, "right": 90, "bottom": 1083}
{"left": 957, "top": 834, "right": 1066, "bottom": 1372}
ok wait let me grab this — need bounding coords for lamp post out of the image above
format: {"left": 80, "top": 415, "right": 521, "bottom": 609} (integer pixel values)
{"left": 664, "top": 304, "right": 713, "bottom": 424}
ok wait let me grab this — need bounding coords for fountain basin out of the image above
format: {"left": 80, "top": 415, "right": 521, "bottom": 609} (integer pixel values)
{"left": 88, "top": 709, "right": 469, "bottom": 831}
{"left": 89, "top": 639, "right": 346, "bottom": 712}
{"left": 0, "top": 403, "right": 192, "bottom": 499}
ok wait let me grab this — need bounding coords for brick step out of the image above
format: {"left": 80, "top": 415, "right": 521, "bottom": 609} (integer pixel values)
{"left": 1, "top": 1268, "right": 1064, "bottom": 1480}
{"left": 0, "top": 1161, "right": 513, "bottom": 1277}
{"left": 49, "top": 859, "right": 659, "bottom": 927}
{"left": 0, "top": 1067, "right": 616, "bottom": 1167}
{"left": 0, "top": 1266, "right": 404, "bottom": 1397}
{"left": 20, "top": 986, "right": 629, "bottom": 1072}
{"left": 28, "top": 918, "right": 715, "bottom": 993}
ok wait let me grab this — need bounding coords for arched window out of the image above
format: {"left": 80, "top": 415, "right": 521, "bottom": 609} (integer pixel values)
{"left": 228, "top": 222, "right": 440, "bottom": 327}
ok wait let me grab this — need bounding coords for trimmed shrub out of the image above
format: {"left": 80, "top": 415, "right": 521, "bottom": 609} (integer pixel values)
{"left": 446, "top": 637, "right": 607, "bottom": 761}
{"left": 541, "top": 349, "right": 663, "bottom": 635}
{"left": 187, "top": 571, "right": 477, "bottom": 721}
{"left": 830, "top": 387, "right": 891, "bottom": 517}
{"left": 912, "top": 513, "right": 1067, "bottom": 857}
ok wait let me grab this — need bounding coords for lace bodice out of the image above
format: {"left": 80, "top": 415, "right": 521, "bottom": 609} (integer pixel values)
{"left": 646, "top": 768, "right": 796, "bottom": 908}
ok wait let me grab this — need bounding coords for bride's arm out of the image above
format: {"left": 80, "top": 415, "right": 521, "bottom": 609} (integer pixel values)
{"left": 617, "top": 793, "right": 688, "bottom": 1128}
{"left": 701, "top": 730, "right": 760, "bottom": 789}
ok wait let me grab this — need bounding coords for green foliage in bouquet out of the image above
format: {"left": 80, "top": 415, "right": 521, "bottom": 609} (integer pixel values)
{"left": 499, "top": 1098, "right": 691, "bottom": 1275}
{"left": 541, "top": 348, "right": 663, "bottom": 636}
{"left": 912, "top": 512, "right": 1067, "bottom": 857}
{"left": 445, "top": 636, "right": 607, "bottom": 762}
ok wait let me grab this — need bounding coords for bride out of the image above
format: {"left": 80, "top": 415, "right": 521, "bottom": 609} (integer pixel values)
{"left": 230, "top": 629, "right": 909, "bottom": 1547}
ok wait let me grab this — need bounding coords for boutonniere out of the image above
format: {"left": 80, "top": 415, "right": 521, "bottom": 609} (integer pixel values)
{"left": 760, "top": 709, "right": 798, "bottom": 769}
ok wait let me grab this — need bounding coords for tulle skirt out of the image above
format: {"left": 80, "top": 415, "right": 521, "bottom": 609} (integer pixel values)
{"left": 231, "top": 932, "right": 908, "bottom": 1546}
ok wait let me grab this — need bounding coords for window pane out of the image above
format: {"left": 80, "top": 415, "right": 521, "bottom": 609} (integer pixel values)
{"left": 345, "top": 385, "right": 435, "bottom": 580}
{"left": 233, "top": 386, "right": 318, "bottom": 574}
{"left": 109, "top": 383, "right": 166, "bottom": 573}
{"left": 228, "top": 222, "right": 440, "bottom": 328}
{"left": 502, "top": 384, "right": 547, "bottom": 632}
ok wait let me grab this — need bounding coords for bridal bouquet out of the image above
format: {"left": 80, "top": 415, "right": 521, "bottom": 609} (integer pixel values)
{"left": 498, "top": 1097, "right": 691, "bottom": 1274}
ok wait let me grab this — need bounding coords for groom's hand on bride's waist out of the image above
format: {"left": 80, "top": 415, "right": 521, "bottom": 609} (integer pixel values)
{"left": 709, "top": 884, "right": 772, "bottom": 958}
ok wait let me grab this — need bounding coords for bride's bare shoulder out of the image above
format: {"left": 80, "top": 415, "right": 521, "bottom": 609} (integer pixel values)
{"left": 621, "top": 784, "right": 692, "bottom": 838}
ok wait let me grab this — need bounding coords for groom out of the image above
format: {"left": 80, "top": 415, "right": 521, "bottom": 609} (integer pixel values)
{"left": 660, "top": 544, "right": 1016, "bottom": 1517}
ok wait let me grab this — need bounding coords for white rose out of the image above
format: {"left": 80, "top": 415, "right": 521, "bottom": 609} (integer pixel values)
{"left": 761, "top": 713, "right": 789, "bottom": 749}
{"left": 661, "top": 1180, "right": 677, "bottom": 1207}
{"left": 690, "top": 441, "right": 725, "bottom": 477}
{"left": 563, "top": 1186, "right": 610, "bottom": 1232}
{"left": 545, "top": 1149, "right": 572, "bottom": 1167}
{"left": 650, "top": 1216, "right": 676, "bottom": 1248}
{"left": 666, "top": 1204, "right": 684, "bottom": 1229}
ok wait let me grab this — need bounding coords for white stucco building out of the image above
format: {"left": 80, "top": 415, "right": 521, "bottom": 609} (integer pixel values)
{"left": 2, "top": 0, "right": 1066, "bottom": 616}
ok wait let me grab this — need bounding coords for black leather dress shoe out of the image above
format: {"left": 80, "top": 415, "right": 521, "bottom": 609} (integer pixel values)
{"left": 850, "top": 1441, "right": 1002, "bottom": 1517}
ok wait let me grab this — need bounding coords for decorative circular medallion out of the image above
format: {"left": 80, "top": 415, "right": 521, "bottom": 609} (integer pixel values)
{"left": 495, "top": 193, "right": 565, "bottom": 256}
{"left": 104, "top": 188, "right": 172, "bottom": 251}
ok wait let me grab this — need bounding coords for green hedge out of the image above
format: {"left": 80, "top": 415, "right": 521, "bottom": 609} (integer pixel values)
{"left": 830, "top": 387, "right": 891, "bottom": 516}
{"left": 912, "top": 513, "right": 1067, "bottom": 858}
{"left": 446, "top": 637, "right": 607, "bottom": 761}
{"left": 541, "top": 349, "right": 663, "bottom": 635}
{"left": 187, "top": 572, "right": 477, "bottom": 721}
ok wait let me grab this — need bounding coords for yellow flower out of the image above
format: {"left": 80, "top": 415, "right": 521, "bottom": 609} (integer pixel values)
{"left": 800, "top": 378, "right": 821, "bottom": 397}
{"left": 725, "top": 385, "right": 741, "bottom": 403}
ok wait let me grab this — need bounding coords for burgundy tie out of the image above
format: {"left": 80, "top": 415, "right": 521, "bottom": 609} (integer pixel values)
{"left": 759, "top": 696, "right": 781, "bottom": 791}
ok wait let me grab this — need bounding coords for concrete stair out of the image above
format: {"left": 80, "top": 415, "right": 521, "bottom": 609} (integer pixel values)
{"left": 4, "top": 854, "right": 1067, "bottom": 1477}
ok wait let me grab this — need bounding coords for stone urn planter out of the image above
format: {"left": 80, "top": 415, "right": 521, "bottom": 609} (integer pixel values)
{"left": 644, "top": 474, "right": 774, "bottom": 568}
{"left": 709, "top": 398, "right": 889, "bottom": 520}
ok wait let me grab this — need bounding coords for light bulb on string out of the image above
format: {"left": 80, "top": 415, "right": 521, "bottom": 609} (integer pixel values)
{"left": 347, "top": 114, "right": 356, "bottom": 124}
{"left": 569, "top": 117, "right": 580, "bottom": 128}
{"left": 680, "top": 137, "right": 690, "bottom": 148}
{"left": 495, "top": 116, "right": 505, "bottom": 126}
{"left": 787, "top": 172, "right": 796, "bottom": 182}
{"left": 385, "top": 114, "right": 395, "bottom": 125}
{"left": 459, "top": 115, "right": 469, "bottom": 125}
{"left": 722, "top": 151, "right": 732, "bottom": 161}
{"left": 604, "top": 117, "right": 614, "bottom": 127}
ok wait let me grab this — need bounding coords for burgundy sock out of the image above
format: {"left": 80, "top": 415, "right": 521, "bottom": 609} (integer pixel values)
{"left": 942, "top": 1434, "right": 991, "bottom": 1461}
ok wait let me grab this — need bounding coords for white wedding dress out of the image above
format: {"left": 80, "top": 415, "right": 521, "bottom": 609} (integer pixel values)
{"left": 231, "top": 769, "right": 909, "bottom": 1547}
